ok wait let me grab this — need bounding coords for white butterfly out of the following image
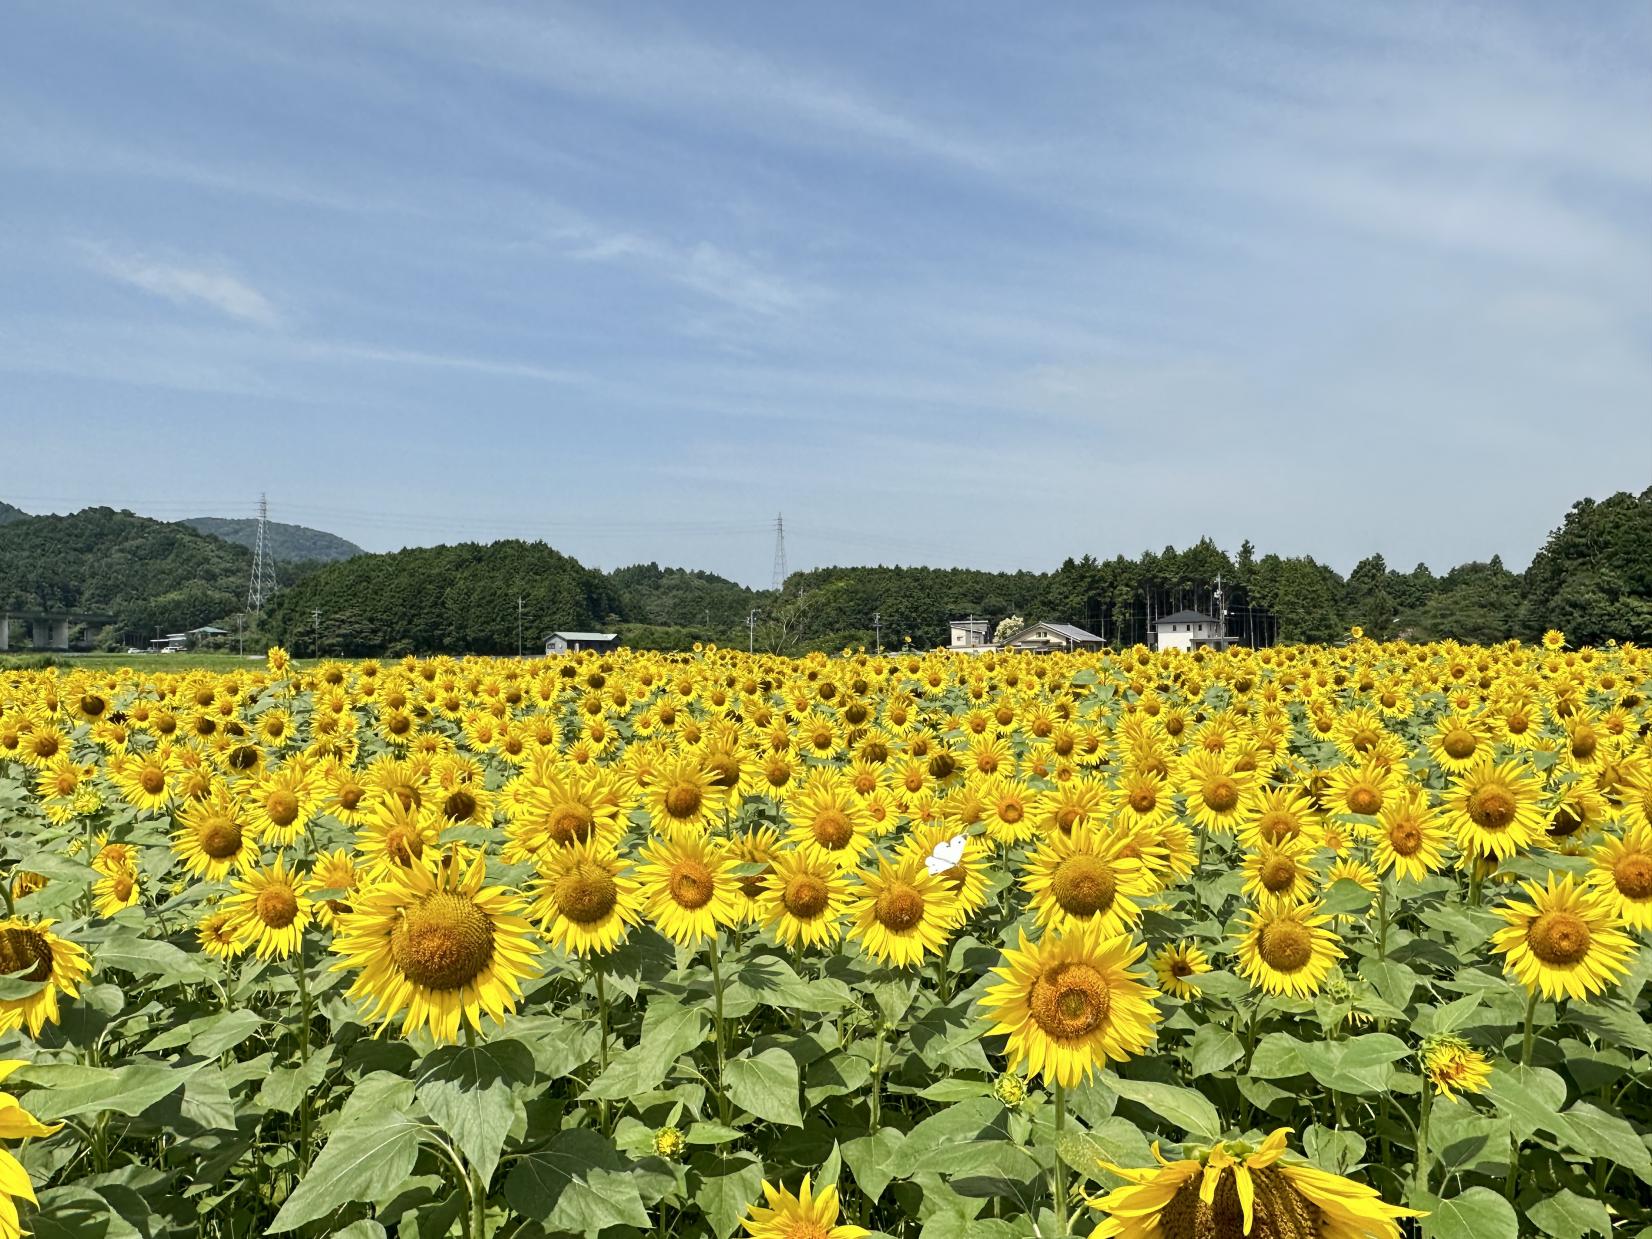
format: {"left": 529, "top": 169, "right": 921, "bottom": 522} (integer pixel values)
{"left": 924, "top": 833, "right": 969, "bottom": 875}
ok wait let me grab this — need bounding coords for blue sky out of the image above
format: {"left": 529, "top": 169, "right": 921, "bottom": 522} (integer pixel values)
{"left": 2, "top": 2, "right": 1648, "bottom": 585}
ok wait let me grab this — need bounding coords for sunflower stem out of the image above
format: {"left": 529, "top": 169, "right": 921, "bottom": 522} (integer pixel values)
{"left": 1375, "top": 879, "right": 1388, "bottom": 960}
{"left": 1414, "top": 1077, "right": 1432, "bottom": 1198}
{"left": 593, "top": 961, "right": 612, "bottom": 1133}
{"left": 464, "top": 1025, "right": 488, "bottom": 1239}
{"left": 1052, "top": 1082, "right": 1069, "bottom": 1236}
{"left": 293, "top": 940, "right": 313, "bottom": 1173}
{"left": 1520, "top": 987, "right": 1538, "bottom": 1066}
{"left": 869, "top": 1022, "right": 884, "bottom": 1131}
{"left": 708, "top": 935, "right": 730, "bottom": 1125}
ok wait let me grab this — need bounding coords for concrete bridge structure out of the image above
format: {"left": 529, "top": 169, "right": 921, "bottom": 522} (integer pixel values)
{"left": 0, "top": 610, "right": 115, "bottom": 651}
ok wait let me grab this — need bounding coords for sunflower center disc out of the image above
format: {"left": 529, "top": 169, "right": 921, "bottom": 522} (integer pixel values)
{"left": 1615, "top": 855, "right": 1652, "bottom": 901}
{"left": 668, "top": 860, "right": 716, "bottom": 909}
{"left": 1571, "top": 728, "right": 1597, "bottom": 759}
{"left": 112, "top": 875, "right": 134, "bottom": 901}
{"left": 1176, "top": 1164, "right": 1317, "bottom": 1239}
{"left": 267, "top": 790, "right": 300, "bottom": 827}
{"left": 875, "top": 884, "right": 925, "bottom": 932}
{"left": 1056, "top": 806, "right": 1081, "bottom": 830}
{"left": 1258, "top": 920, "right": 1314, "bottom": 973}
{"left": 556, "top": 862, "right": 618, "bottom": 923}
{"left": 811, "top": 810, "right": 853, "bottom": 849}
{"left": 1256, "top": 812, "right": 1296, "bottom": 844}
{"left": 1259, "top": 855, "right": 1298, "bottom": 893}
{"left": 784, "top": 874, "right": 830, "bottom": 918}
{"left": 1528, "top": 910, "right": 1592, "bottom": 966}
{"left": 664, "top": 784, "right": 702, "bottom": 820}
{"left": 256, "top": 885, "right": 299, "bottom": 929}
{"left": 1346, "top": 784, "right": 1382, "bottom": 815}
{"left": 1204, "top": 778, "right": 1239, "bottom": 813}
{"left": 34, "top": 735, "right": 59, "bottom": 759}
{"left": 443, "top": 789, "right": 477, "bottom": 822}
{"left": 0, "top": 928, "right": 54, "bottom": 982}
{"left": 1128, "top": 786, "right": 1158, "bottom": 813}
{"left": 1548, "top": 807, "right": 1584, "bottom": 837}
{"left": 1443, "top": 730, "right": 1477, "bottom": 759}
{"left": 139, "top": 766, "right": 166, "bottom": 795}
{"left": 548, "top": 804, "right": 594, "bottom": 846}
{"left": 200, "top": 818, "right": 243, "bottom": 859}
{"left": 1029, "top": 962, "right": 1111, "bottom": 1039}
{"left": 1000, "top": 801, "right": 1024, "bottom": 824}
{"left": 1052, "top": 855, "right": 1117, "bottom": 916}
{"left": 1468, "top": 786, "right": 1516, "bottom": 830}
{"left": 709, "top": 755, "right": 741, "bottom": 789}
{"left": 391, "top": 892, "right": 496, "bottom": 990}
{"left": 386, "top": 828, "right": 422, "bottom": 866}
{"left": 1387, "top": 821, "right": 1423, "bottom": 856}
{"left": 780, "top": 1221, "right": 832, "bottom": 1239}
{"left": 1352, "top": 729, "right": 1379, "bottom": 752}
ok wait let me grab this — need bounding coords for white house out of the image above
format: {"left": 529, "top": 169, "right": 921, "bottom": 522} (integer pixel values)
{"left": 1000, "top": 621, "right": 1105, "bottom": 653}
{"left": 1152, "top": 610, "right": 1231, "bottom": 651}
{"left": 948, "top": 618, "right": 993, "bottom": 652}
{"left": 544, "top": 631, "right": 618, "bottom": 655}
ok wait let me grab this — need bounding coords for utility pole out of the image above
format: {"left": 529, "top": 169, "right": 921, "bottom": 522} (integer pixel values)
{"left": 873, "top": 610, "right": 882, "bottom": 654}
{"left": 1213, "top": 573, "right": 1226, "bottom": 645}
{"left": 747, "top": 609, "right": 759, "bottom": 654}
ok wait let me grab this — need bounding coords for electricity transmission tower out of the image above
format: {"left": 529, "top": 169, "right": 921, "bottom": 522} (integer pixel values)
{"left": 243, "top": 494, "right": 278, "bottom": 653}
{"left": 770, "top": 513, "right": 788, "bottom": 591}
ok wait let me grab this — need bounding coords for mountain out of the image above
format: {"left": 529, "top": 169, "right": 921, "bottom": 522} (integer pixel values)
{"left": 182, "top": 516, "right": 363, "bottom": 563}
{"left": 0, "top": 507, "right": 250, "bottom": 640}
{"left": 264, "top": 540, "right": 621, "bottom": 656}
{"left": 0, "top": 499, "right": 28, "bottom": 525}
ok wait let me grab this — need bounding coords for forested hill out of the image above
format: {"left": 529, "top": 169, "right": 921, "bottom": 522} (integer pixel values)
{"left": 0, "top": 507, "right": 249, "bottom": 638}
{"left": 263, "top": 541, "right": 621, "bottom": 656}
{"left": 0, "top": 499, "right": 28, "bottom": 525}
{"left": 182, "top": 517, "right": 363, "bottom": 563}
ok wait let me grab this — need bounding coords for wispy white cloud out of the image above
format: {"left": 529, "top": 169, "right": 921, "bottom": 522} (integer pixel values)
{"left": 78, "top": 242, "right": 282, "bottom": 326}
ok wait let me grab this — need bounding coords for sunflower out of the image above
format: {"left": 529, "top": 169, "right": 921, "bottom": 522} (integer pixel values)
{"left": 1443, "top": 756, "right": 1546, "bottom": 861}
{"left": 644, "top": 755, "right": 720, "bottom": 839}
{"left": 1089, "top": 1127, "right": 1422, "bottom": 1239}
{"left": 0, "top": 919, "right": 91, "bottom": 1037}
{"left": 758, "top": 850, "right": 852, "bottom": 950}
{"left": 529, "top": 837, "right": 642, "bottom": 956}
{"left": 197, "top": 909, "right": 248, "bottom": 960}
{"left": 1546, "top": 781, "right": 1609, "bottom": 845}
{"left": 1323, "top": 757, "right": 1392, "bottom": 820}
{"left": 1490, "top": 873, "right": 1636, "bottom": 1001}
{"left": 247, "top": 760, "right": 322, "bottom": 847}
{"left": 1151, "top": 939, "right": 1211, "bottom": 1000}
{"left": 172, "top": 785, "right": 259, "bottom": 879}
{"left": 1177, "top": 753, "right": 1256, "bottom": 835}
{"left": 1035, "top": 776, "right": 1109, "bottom": 837}
{"left": 0, "top": 1059, "right": 60, "bottom": 1239}
{"left": 1240, "top": 836, "right": 1319, "bottom": 906}
{"left": 1369, "top": 786, "right": 1448, "bottom": 881}
{"left": 1234, "top": 899, "right": 1343, "bottom": 999}
{"left": 739, "top": 1174, "right": 868, "bottom": 1239}
{"left": 332, "top": 849, "right": 542, "bottom": 1042}
{"left": 501, "top": 763, "right": 626, "bottom": 862}
{"left": 980, "top": 924, "right": 1160, "bottom": 1088}
{"left": 224, "top": 855, "right": 316, "bottom": 960}
{"left": 635, "top": 834, "right": 742, "bottom": 947}
{"left": 310, "top": 848, "right": 361, "bottom": 928}
{"left": 1113, "top": 769, "right": 1173, "bottom": 835}
{"left": 978, "top": 774, "right": 1039, "bottom": 845}
{"left": 91, "top": 868, "right": 141, "bottom": 918}
{"left": 899, "top": 822, "right": 992, "bottom": 923}
{"left": 1426, "top": 712, "right": 1491, "bottom": 775}
{"left": 111, "top": 747, "right": 177, "bottom": 815}
{"left": 783, "top": 772, "right": 874, "bottom": 870}
{"left": 1024, "top": 826, "right": 1150, "bottom": 938}
{"left": 1422, "top": 1035, "right": 1492, "bottom": 1101}
{"left": 729, "top": 825, "right": 782, "bottom": 925}
{"left": 1589, "top": 823, "right": 1652, "bottom": 929}
{"left": 356, "top": 796, "right": 441, "bottom": 879}
{"left": 847, "top": 856, "right": 959, "bottom": 968}
{"left": 1236, "top": 785, "right": 1322, "bottom": 851}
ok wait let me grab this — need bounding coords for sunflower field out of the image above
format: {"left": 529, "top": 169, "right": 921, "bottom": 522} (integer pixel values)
{"left": 0, "top": 634, "right": 1649, "bottom": 1239}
